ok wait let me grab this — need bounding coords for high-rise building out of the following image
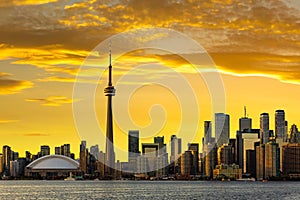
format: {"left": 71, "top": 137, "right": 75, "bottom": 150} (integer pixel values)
{"left": 289, "top": 124, "right": 300, "bottom": 143}
{"left": 188, "top": 143, "right": 199, "bottom": 175}
{"left": 236, "top": 129, "right": 260, "bottom": 173}
{"left": 180, "top": 150, "right": 193, "bottom": 177}
{"left": 128, "top": 130, "right": 140, "bottom": 173}
{"left": 90, "top": 145, "right": 99, "bottom": 160}
{"left": 256, "top": 144, "right": 265, "bottom": 180}
{"left": 97, "top": 151, "right": 106, "bottom": 178}
{"left": 256, "top": 142, "right": 280, "bottom": 180}
{"left": 40, "top": 145, "right": 50, "bottom": 157}
{"left": 204, "top": 143, "right": 217, "bottom": 178}
{"left": 282, "top": 143, "right": 300, "bottom": 175}
{"left": 79, "top": 141, "right": 87, "bottom": 174}
{"left": 170, "top": 135, "right": 181, "bottom": 164}
{"left": 2, "top": 145, "right": 12, "bottom": 176}
{"left": 62, "top": 144, "right": 71, "bottom": 157}
{"left": 246, "top": 149, "right": 256, "bottom": 177}
{"left": 54, "top": 147, "right": 60, "bottom": 155}
{"left": 204, "top": 121, "right": 212, "bottom": 144}
{"left": 104, "top": 48, "right": 116, "bottom": 177}
{"left": 239, "top": 106, "right": 252, "bottom": 131}
{"left": 275, "top": 110, "right": 285, "bottom": 141}
{"left": 142, "top": 143, "right": 159, "bottom": 177}
{"left": 264, "top": 142, "right": 280, "bottom": 178}
{"left": 215, "top": 113, "right": 230, "bottom": 147}
{"left": 260, "top": 113, "right": 269, "bottom": 144}
{"left": 217, "top": 144, "right": 234, "bottom": 165}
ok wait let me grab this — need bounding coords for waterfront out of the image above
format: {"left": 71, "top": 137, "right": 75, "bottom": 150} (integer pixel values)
{"left": 1, "top": 181, "right": 300, "bottom": 199}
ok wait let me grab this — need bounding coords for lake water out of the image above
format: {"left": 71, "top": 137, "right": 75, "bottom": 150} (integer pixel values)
{"left": 0, "top": 180, "right": 300, "bottom": 199}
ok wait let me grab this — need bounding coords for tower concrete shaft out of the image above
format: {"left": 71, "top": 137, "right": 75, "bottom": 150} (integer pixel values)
{"left": 104, "top": 49, "right": 115, "bottom": 177}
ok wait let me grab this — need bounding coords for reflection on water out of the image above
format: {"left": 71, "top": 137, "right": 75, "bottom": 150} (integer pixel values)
{"left": 0, "top": 181, "right": 300, "bottom": 199}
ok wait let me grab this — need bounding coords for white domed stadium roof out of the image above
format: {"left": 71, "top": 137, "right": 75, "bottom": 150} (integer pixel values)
{"left": 26, "top": 155, "right": 79, "bottom": 170}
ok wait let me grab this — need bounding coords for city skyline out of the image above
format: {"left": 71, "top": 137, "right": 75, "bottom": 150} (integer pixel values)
{"left": 1, "top": 108, "right": 298, "bottom": 161}
{"left": 0, "top": 0, "right": 300, "bottom": 162}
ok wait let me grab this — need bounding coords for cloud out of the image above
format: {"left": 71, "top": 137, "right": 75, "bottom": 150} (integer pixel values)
{"left": 0, "top": 119, "right": 19, "bottom": 124}
{"left": 0, "top": 72, "right": 33, "bottom": 95}
{"left": 0, "top": 0, "right": 299, "bottom": 85}
{"left": 22, "top": 133, "right": 50, "bottom": 136}
{"left": 210, "top": 52, "right": 300, "bottom": 83}
{"left": 26, "top": 96, "right": 77, "bottom": 106}
{"left": 0, "top": 44, "right": 91, "bottom": 75}
{"left": 0, "top": 0, "right": 58, "bottom": 7}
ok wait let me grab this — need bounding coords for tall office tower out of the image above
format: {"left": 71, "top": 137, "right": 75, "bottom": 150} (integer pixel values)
{"left": 97, "top": 151, "right": 106, "bottom": 178}
{"left": 90, "top": 145, "right": 99, "bottom": 159}
{"left": 256, "top": 144, "right": 265, "bottom": 180}
{"left": 142, "top": 143, "right": 159, "bottom": 176}
{"left": 289, "top": 124, "right": 300, "bottom": 143}
{"left": 54, "top": 147, "right": 60, "bottom": 155}
{"left": 2, "top": 145, "right": 12, "bottom": 176}
{"left": 204, "top": 143, "right": 217, "bottom": 178}
{"left": 236, "top": 129, "right": 260, "bottom": 173}
{"left": 264, "top": 142, "right": 280, "bottom": 178}
{"left": 239, "top": 106, "right": 252, "bottom": 131}
{"left": 62, "top": 144, "right": 71, "bottom": 157}
{"left": 79, "top": 141, "right": 87, "bottom": 174}
{"left": 170, "top": 135, "right": 182, "bottom": 164}
{"left": 128, "top": 130, "right": 140, "bottom": 173}
{"left": 260, "top": 113, "right": 269, "bottom": 144}
{"left": 25, "top": 151, "right": 31, "bottom": 163}
{"left": 154, "top": 136, "right": 168, "bottom": 176}
{"left": 217, "top": 144, "right": 234, "bottom": 165}
{"left": 285, "top": 121, "right": 288, "bottom": 142}
{"left": 188, "top": 143, "right": 199, "bottom": 175}
{"left": 215, "top": 113, "right": 230, "bottom": 147}
{"left": 154, "top": 136, "right": 165, "bottom": 153}
{"left": 204, "top": 121, "right": 212, "bottom": 144}
{"left": 40, "top": 145, "right": 50, "bottom": 157}
{"left": 180, "top": 150, "right": 193, "bottom": 177}
{"left": 275, "top": 110, "right": 285, "bottom": 141}
{"left": 104, "top": 48, "right": 116, "bottom": 177}
{"left": 282, "top": 143, "right": 300, "bottom": 175}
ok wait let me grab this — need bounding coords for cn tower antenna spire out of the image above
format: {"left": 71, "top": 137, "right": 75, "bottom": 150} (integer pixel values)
{"left": 109, "top": 40, "right": 112, "bottom": 67}
{"left": 244, "top": 106, "right": 247, "bottom": 118}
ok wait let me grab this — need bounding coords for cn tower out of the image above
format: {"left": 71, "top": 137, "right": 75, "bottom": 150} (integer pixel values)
{"left": 104, "top": 47, "right": 115, "bottom": 177}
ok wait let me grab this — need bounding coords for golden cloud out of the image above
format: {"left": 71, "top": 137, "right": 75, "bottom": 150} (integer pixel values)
{"left": 0, "top": 72, "right": 33, "bottom": 95}
{"left": 22, "top": 133, "right": 50, "bottom": 136}
{"left": 0, "top": 119, "right": 19, "bottom": 124}
{"left": 0, "top": 44, "right": 90, "bottom": 75}
{"left": 26, "top": 96, "right": 77, "bottom": 106}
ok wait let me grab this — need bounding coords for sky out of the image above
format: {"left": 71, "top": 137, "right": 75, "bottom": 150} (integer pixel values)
{"left": 0, "top": 0, "right": 300, "bottom": 161}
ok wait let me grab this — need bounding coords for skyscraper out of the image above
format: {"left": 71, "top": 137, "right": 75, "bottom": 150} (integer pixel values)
{"left": 104, "top": 48, "right": 116, "bottom": 177}
{"left": 79, "top": 140, "right": 87, "bottom": 174}
{"left": 204, "top": 121, "right": 212, "bottom": 144}
{"left": 289, "top": 124, "right": 300, "bottom": 143}
{"left": 239, "top": 106, "right": 252, "bottom": 131}
{"left": 170, "top": 135, "right": 182, "bottom": 164}
{"left": 40, "top": 145, "right": 50, "bottom": 157}
{"left": 2, "top": 145, "right": 11, "bottom": 176}
{"left": 90, "top": 145, "right": 99, "bottom": 159}
{"left": 260, "top": 113, "right": 269, "bottom": 144}
{"left": 275, "top": 110, "right": 285, "bottom": 141}
{"left": 188, "top": 143, "right": 199, "bottom": 175}
{"left": 236, "top": 129, "right": 260, "bottom": 173}
{"left": 141, "top": 143, "right": 159, "bottom": 176}
{"left": 128, "top": 130, "right": 140, "bottom": 173}
{"left": 215, "top": 113, "right": 230, "bottom": 147}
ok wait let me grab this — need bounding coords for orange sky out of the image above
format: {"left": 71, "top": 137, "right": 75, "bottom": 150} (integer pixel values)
{"left": 0, "top": 0, "right": 299, "bottom": 161}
